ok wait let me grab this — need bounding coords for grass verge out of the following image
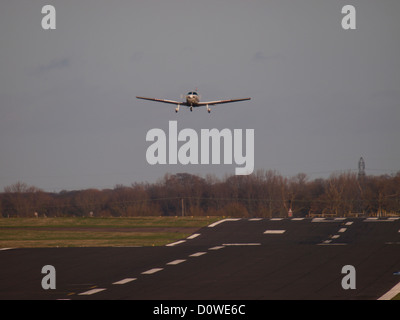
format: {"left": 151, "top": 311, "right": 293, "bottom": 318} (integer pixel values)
{"left": 0, "top": 216, "right": 221, "bottom": 248}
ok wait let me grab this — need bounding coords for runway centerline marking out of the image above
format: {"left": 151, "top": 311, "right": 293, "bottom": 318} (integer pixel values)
{"left": 78, "top": 288, "right": 106, "bottom": 295}
{"left": 222, "top": 243, "right": 261, "bottom": 246}
{"left": 167, "top": 259, "right": 186, "bottom": 265}
{"left": 338, "top": 228, "right": 347, "bottom": 233}
{"left": 264, "top": 230, "right": 286, "bottom": 234}
{"left": 166, "top": 240, "right": 186, "bottom": 246}
{"left": 189, "top": 252, "right": 207, "bottom": 257}
{"left": 312, "top": 218, "right": 325, "bottom": 222}
{"left": 187, "top": 233, "right": 200, "bottom": 239}
{"left": 209, "top": 246, "right": 225, "bottom": 250}
{"left": 208, "top": 218, "right": 240, "bottom": 227}
{"left": 113, "top": 278, "right": 137, "bottom": 285}
{"left": 142, "top": 268, "right": 163, "bottom": 275}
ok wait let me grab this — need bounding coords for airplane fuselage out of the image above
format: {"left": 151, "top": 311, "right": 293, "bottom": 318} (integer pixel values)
{"left": 185, "top": 92, "right": 200, "bottom": 106}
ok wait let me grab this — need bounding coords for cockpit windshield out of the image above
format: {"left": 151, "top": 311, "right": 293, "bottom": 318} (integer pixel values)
{"left": 187, "top": 92, "right": 198, "bottom": 96}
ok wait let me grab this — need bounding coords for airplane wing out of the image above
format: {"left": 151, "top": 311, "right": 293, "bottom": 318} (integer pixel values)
{"left": 136, "top": 96, "right": 184, "bottom": 105}
{"left": 197, "top": 98, "right": 251, "bottom": 106}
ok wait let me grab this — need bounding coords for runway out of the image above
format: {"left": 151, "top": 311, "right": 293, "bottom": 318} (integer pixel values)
{"left": 1, "top": 217, "right": 400, "bottom": 300}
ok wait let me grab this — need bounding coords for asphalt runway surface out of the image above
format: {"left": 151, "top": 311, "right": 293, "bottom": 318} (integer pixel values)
{"left": 1, "top": 217, "right": 400, "bottom": 300}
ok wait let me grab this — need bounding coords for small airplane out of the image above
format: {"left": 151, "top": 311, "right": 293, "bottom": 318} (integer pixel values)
{"left": 136, "top": 90, "right": 251, "bottom": 113}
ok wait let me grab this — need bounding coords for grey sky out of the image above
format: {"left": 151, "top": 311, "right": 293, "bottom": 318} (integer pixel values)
{"left": 0, "top": 0, "right": 399, "bottom": 192}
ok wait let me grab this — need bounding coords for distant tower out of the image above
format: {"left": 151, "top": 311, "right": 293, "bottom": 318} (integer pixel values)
{"left": 358, "top": 157, "right": 365, "bottom": 180}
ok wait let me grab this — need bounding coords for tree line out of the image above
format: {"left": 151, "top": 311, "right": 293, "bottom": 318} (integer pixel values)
{"left": 1, "top": 170, "right": 399, "bottom": 218}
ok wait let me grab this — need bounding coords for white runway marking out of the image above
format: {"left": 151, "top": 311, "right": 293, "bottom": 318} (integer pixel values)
{"left": 78, "top": 288, "right": 106, "bottom": 295}
{"left": 249, "top": 218, "right": 262, "bottom": 221}
{"left": 189, "top": 252, "right": 207, "bottom": 257}
{"left": 142, "top": 268, "right": 163, "bottom": 275}
{"left": 186, "top": 233, "right": 200, "bottom": 239}
{"left": 331, "top": 235, "right": 340, "bottom": 239}
{"left": 270, "top": 218, "right": 283, "bottom": 221}
{"left": 208, "top": 218, "right": 240, "bottom": 227}
{"left": 166, "top": 240, "right": 186, "bottom": 246}
{"left": 222, "top": 243, "right": 261, "bottom": 246}
{"left": 264, "top": 230, "right": 286, "bottom": 234}
{"left": 291, "top": 218, "right": 304, "bottom": 221}
{"left": 345, "top": 221, "right": 353, "bottom": 226}
{"left": 209, "top": 246, "right": 225, "bottom": 250}
{"left": 167, "top": 259, "right": 186, "bottom": 265}
{"left": 364, "top": 218, "right": 394, "bottom": 222}
{"left": 378, "top": 281, "right": 400, "bottom": 300}
{"left": 113, "top": 278, "right": 137, "bottom": 285}
{"left": 338, "top": 228, "right": 347, "bottom": 233}
{"left": 312, "top": 218, "right": 342, "bottom": 222}
{"left": 0, "top": 248, "right": 13, "bottom": 251}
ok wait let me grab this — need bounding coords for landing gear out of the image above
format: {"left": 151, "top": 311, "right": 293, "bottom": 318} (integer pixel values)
{"left": 190, "top": 106, "right": 193, "bottom": 112}
{"left": 207, "top": 105, "right": 211, "bottom": 113}
{"left": 175, "top": 104, "right": 180, "bottom": 113}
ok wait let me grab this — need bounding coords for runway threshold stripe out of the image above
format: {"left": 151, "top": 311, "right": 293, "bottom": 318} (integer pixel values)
{"left": 78, "top": 288, "right": 106, "bottom": 295}
{"left": 142, "top": 268, "right": 163, "bottom": 275}
{"left": 378, "top": 281, "right": 400, "bottom": 300}
{"left": 113, "top": 278, "right": 136, "bottom": 285}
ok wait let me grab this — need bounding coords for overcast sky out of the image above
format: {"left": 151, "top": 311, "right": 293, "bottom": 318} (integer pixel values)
{"left": 0, "top": 0, "right": 399, "bottom": 192}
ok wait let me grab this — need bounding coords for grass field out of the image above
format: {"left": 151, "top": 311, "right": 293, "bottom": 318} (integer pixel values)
{"left": 0, "top": 216, "right": 221, "bottom": 248}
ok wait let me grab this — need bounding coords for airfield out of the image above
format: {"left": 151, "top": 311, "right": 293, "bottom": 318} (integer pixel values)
{"left": 1, "top": 217, "right": 399, "bottom": 300}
